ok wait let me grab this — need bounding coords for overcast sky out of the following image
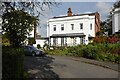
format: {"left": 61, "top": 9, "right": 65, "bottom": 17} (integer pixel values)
{"left": 37, "top": 2, "right": 115, "bottom": 37}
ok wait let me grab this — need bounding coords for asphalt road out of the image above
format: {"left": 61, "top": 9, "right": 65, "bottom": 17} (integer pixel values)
{"left": 24, "top": 55, "right": 119, "bottom": 79}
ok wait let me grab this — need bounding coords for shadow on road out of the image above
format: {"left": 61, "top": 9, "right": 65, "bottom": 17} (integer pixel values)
{"left": 24, "top": 55, "right": 59, "bottom": 80}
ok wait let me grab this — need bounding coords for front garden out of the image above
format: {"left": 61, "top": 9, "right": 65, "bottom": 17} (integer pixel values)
{"left": 45, "top": 35, "right": 120, "bottom": 64}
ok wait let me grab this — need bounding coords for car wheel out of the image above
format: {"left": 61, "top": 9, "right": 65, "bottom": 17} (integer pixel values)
{"left": 32, "top": 52, "right": 35, "bottom": 57}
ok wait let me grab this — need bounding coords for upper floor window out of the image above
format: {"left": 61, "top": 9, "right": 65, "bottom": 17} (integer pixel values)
{"left": 71, "top": 24, "right": 74, "bottom": 30}
{"left": 90, "top": 23, "right": 92, "bottom": 30}
{"left": 53, "top": 25, "right": 56, "bottom": 31}
{"left": 80, "top": 23, "right": 83, "bottom": 29}
{"left": 61, "top": 24, "right": 64, "bottom": 31}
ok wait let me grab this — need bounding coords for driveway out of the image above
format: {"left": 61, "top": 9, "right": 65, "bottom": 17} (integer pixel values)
{"left": 24, "top": 55, "right": 119, "bottom": 79}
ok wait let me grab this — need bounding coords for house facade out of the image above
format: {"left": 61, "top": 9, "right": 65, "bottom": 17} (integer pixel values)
{"left": 112, "top": 8, "right": 120, "bottom": 34}
{"left": 47, "top": 8, "right": 100, "bottom": 46}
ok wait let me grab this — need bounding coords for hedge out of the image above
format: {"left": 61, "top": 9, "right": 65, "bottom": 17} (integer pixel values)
{"left": 2, "top": 46, "right": 24, "bottom": 79}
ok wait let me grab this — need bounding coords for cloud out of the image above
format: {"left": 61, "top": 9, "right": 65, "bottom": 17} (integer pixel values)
{"left": 96, "top": 2, "right": 112, "bottom": 20}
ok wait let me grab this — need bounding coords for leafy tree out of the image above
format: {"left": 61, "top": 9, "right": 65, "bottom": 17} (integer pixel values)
{"left": 113, "top": 0, "right": 120, "bottom": 9}
{"left": 1, "top": 1, "right": 61, "bottom": 47}
{"left": 2, "top": 10, "right": 37, "bottom": 47}
{"left": 2, "top": 33, "right": 10, "bottom": 46}
{"left": 98, "top": 21, "right": 106, "bottom": 36}
{"left": 1, "top": 1, "right": 61, "bottom": 18}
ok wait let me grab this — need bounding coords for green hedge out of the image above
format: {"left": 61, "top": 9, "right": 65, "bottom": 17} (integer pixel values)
{"left": 2, "top": 46, "right": 24, "bottom": 79}
{"left": 46, "top": 43, "right": 120, "bottom": 64}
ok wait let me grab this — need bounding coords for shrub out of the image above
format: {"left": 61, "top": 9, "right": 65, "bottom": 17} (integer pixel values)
{"left": 107, "top": 35, "right": 119, "bottom": 43}
{"left": 2, "top": 46, "right": 24, "bottom": 79}
{"left": 43, "top": 43, "right": 50, "bottom": 50}
{"left": 81, "top": 45, "right": 100, "bottom": 59}
{"left": 46, "top": 43, "right": 120, "bottom": 63}
{"left": 37, "top": 44, "right": 41, "bottom": 49}
{"left": 94, "top": 36, "right": 107, "bottom": 43}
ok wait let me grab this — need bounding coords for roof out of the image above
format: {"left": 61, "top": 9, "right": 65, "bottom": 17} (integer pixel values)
{"left": 50, "top": 33, "right": 85, "bottom": 37}
{"left": 51, "top": 12, "right": 98, "bottom": 19}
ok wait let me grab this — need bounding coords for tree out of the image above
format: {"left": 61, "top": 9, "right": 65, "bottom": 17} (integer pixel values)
{"left": 1, "top": 1, "right": 61, "bottom": 18}
{"left": 99, "top": 21, "right": 106, "bottom": 36}
{"left": 1, "top": 1, "right": 61, "bottom": 47}
{"left": 105, "top": 18, "right": 112, "bottom": 35}
{"left": 2, "top": 10, "right": 37, "bottom": 47}
{"left": 113, "top": 0, "right": 120, "bottom": 9}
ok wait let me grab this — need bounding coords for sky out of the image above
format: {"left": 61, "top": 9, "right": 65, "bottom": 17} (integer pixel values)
{"left": 37, "top": 2, "right": 115, "bottom": 37}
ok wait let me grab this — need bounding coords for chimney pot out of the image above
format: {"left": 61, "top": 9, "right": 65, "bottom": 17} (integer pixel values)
{"left": 67, "top": 8, "right": 72, "bottom": 16}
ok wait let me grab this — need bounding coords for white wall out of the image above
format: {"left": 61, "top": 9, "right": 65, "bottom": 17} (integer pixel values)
{"left": 33, "top": 39, "right": 47, "bottom": 48}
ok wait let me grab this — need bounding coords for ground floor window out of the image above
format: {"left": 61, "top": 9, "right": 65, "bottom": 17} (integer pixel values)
{"left": 80, "top": 37, "right": 84, "bottom": 44}
{"left": 65, "top": 37, "right": 67, "bottom": 46}
{"left": 70, "top": 37, "right": 76, "bottom": 46}
{"left": 53, "top": 38, "right": 57, "bottom": 46}
{"left": 61, "top": 37, "right": 64, "bottom": 46}
{"left": 74, "top": 37, "right": 77, "bottom": 45}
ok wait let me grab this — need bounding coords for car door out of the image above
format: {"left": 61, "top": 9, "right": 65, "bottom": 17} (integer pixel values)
{"left": 24, "top": 46, "right": 31, "bottom": 55}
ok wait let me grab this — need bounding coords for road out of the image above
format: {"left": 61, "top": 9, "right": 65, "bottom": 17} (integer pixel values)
{"left": 24, "top": 55, "right": 119, "bottom": 79}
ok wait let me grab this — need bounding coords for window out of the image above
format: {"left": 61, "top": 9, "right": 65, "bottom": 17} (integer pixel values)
{"left": 71, "top": 37, "right": 74, "bottom": 45}
{"left": 53, "top": 38, "right": 57, "bottom": 46}
{"left": 61, "top": 38, "right": 64, "bottom": 46}
{"left": 90, "top": 23, "right": 92, "bottom": 30}
{"left": 80, "top": 23, "right": 83, "bottom": 29}
{"left": 71, "top": 24, "right": 74, "bottom": 30}
{"left": 53, "top": 25, "right": 56, "bottom": 31}
{"left": 61, "top": 24, "right": 64, "bottom": 31}
{"left": 80, "top": 37, "right": 84, "bottom": 44}
{"left": 61, "top": 27, "right": 64, "bottom": 31}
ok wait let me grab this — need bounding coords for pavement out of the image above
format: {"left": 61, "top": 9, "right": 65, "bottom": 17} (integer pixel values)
{"left": 69, "top": 56, "right": 120, "bottom": 72}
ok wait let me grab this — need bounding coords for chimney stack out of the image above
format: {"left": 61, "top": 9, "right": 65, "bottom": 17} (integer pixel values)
{"left": 67, "top": 8, "right": 72, "bottom": 16}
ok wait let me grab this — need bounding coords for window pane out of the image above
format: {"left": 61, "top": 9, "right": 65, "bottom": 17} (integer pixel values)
{"left": 53, "top": 25, "right": 56, "bottom": 31}
{"left": 61, "top": 24, "right": 64, "bottom": 31}
{"left": 80, "top": 23, "right": 83, "bottom": 29}
{"left": 61, "top": 27, "right": 64, "bottom": 31}
{"left": 53, "top": 38, "right": 57, "bottom": 46}
{"left": 71, "top": 24, "right": 74, "bottom": 30}
{"left": 90, "top": 24, "right": 92, "bottom": 30}
{"left": 61, "top": 38, "right": 64, "bottom": 46}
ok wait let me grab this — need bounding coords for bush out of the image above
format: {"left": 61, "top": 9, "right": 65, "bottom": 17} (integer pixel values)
{"left": 46, "top": 43, "right": 120, "bottom": 63}
{"left": 107, "top": 35, "right": 119, "bottom": 43}
{"left": 81, "top": 45, "right": 100, "bottom": 59}
{"left": 94, "top": 36, "right": 107, "bottom": 43}
{"left": 37, "top": 44, "right": 41, "bottom": 49}
{"left": 67, "top": 45, "right": 83, "bottom": 57}
{"left": 2, "top": 46, "right": 24, "bottom": 79}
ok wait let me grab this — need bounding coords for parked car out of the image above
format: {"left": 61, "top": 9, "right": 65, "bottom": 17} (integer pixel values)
{"left": 23, "top": 45, "right": 44, "bottom": 56}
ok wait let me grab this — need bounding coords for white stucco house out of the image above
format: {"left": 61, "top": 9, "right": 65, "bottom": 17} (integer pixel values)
{"left": 112, "top": 8, "right": 120, "bottom": 34}
{"left": 47, "top": 8, "right": 100, "bottom": 46}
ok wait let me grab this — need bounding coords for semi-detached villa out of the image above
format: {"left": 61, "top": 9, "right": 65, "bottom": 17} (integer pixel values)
{"left": 47, "top": 8, "right": 100, "bottom": 46}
